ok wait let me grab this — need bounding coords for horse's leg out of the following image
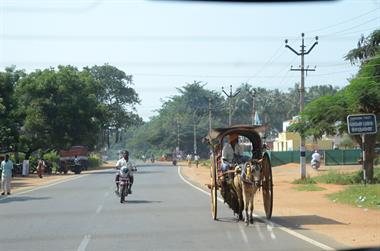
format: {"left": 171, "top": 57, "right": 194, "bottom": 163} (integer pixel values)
{"left": 242, "top": 184, "right": 249, "bottom": 225}
{"left": 250, "top": 187, "right": 258, "bottom": 224}
{"left": 249, "top": 192, "right": 254, "bottom": 224}
{"left": 234, "top": 176, "right": 243, "bottom": 221}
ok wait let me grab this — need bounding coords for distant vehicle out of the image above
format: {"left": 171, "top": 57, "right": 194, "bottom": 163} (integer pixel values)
{"left": 59, "top": 146, "right": 88, "bottom": 174}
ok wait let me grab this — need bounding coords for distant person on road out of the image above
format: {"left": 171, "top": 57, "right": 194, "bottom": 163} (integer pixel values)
{"left": 74, "top": 155, "right": 80, "bottom": 166}
{"left": 37, "top": 159, "right": 45, "bottom": 178}
{"left": 186, "top": 154, "right": 192, "bottom": 167}
{"left": 311, "top": 150, "right": 321, "bottom": 162}
{"left": 194, "top": 154, "right": 200, "bottom": 168}
{"left": 1, "top": 154, "right": 14, "bottom": 195}
{"left": 115, "top": 150, "right": 134, "bottom": 194}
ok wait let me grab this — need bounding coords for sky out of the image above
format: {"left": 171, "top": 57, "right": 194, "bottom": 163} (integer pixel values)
{"left": 1, "top": 0, "right": 379, "bottom": 121}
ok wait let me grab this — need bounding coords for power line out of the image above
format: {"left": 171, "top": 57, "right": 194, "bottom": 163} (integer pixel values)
{"left": 306, "top": 7, "right": 380, "bottom": 33}
{"left": 321, "top": 17, "right": 380, "bottom": 37}
{"left": 245, "top": 43, "right": 284, "bottom": 83}
{"left": 1, "top": 33, "right": 369, "bottom": 42}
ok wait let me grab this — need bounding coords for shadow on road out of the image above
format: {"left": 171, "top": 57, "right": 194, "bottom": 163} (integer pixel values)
{"left": 215, "top": 217, "right": 240, "bottom": 223}
{"left": 0, "top": 196, "right": 51, "bottom": 204}
{"left": 125, "top": 200, "right": 163, "bottom": 204}
{"left": 271, "top": 215, "right": 346, "bottom": 230}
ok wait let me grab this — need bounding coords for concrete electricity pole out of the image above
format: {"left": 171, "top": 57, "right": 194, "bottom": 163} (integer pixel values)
{"left": 176, "top": 119, "right": 180, "bottom": 151}
{"left": 251, "top": 88, "right": 257, "bottom": 125}
{"left": 208, "top": 97, "right": 212, "bottom": 134}
{"left": 222, "top": 85, "right": 240, "bottom": 126}
{"left": 285, "top": 33, "right": 318, "bottom": 179}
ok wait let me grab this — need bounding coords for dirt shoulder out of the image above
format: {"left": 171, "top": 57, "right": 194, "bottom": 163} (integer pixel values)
{"left": 180, "top": 162, "right": 380, "bottom": 249}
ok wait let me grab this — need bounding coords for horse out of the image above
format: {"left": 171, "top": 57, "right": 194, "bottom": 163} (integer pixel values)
{"left": 235, "top": 160, "right": 261, "bottom": 225}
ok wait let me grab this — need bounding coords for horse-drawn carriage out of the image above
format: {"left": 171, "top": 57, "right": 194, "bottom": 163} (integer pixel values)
{"left": 204, "top": 125, "right": 273, "bottom": 223}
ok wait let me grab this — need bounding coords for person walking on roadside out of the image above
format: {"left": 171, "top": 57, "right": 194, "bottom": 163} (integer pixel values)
{"left": 1, "top": 154, "right": 14, "bottom": 195}
{"left": 186, "top": 154, "right": 192, "bottom": 168}
{"left": 194, "top": 154, "right": 200, "bottom": 168}
{"left": 37, "top": 159, "right": 45, "bottom": 178}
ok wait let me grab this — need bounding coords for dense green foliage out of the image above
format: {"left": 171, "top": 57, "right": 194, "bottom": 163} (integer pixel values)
{"left": 0, "top": 64, "right": 140, "bottom": 161}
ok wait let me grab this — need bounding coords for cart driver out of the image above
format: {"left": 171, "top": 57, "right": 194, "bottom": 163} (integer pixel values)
{"left": 221, "top": 133, "right": 243, "bottom": 172}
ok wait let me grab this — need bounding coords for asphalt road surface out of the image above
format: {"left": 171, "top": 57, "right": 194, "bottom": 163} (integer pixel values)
{"left": 0, "top": 163, "right": 338, "bottom": 251}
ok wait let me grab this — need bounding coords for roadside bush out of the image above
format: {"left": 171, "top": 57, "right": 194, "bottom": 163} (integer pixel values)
{"left": 43, "top": 151, "right": 60, "bottom": 173}
{"left": 88, "top": 153, "right": 102, "bottom": 168}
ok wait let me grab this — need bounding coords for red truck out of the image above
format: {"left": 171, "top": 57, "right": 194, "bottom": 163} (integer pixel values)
{"left": 59, "top": 146, "right": 88, "bottom": 174}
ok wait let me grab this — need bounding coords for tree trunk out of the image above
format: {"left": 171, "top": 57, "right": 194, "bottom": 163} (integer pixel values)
{"left": 25, "top": 149, "right": 33, "bottom": 160}
{"left": 364, "top": 134, "right": 376, "bottom": 183}
{"left": 357, "top": 134, "right": 377, "bottom": 183}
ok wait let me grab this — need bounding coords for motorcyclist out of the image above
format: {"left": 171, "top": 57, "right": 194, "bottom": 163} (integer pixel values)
{"left": 311, "top": 150, "right": 321, "bottom": 169}
{"left": 115, "top": 150, "right": 134, "bottom": 194}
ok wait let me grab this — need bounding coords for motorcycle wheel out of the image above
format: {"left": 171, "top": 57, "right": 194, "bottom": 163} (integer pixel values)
{"left": 120, "top": 186, "right": 125, "bottom": 203}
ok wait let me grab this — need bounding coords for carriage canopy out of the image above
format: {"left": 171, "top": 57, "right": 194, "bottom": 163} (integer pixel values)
{"left": 204, "top": 124, "right": 268, "bottom": 157}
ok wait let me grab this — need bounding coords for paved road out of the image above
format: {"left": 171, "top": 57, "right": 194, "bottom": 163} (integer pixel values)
{"left": 0, "top": 163, "right": 336, "bottom": 251}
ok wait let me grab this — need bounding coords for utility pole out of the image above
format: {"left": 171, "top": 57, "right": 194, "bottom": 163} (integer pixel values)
{"left": 194, "top": 124, "right": 197, "bottom": 155}
{"left": 222, "top": 85, "right": 240, "bottom": 126}
{"left": 176, "top": 118, "right": 180, "bottom": 151}
{"left": 251, "top": 88, "right": 257, "bottom": 125}
{"left": 208, "top": 97, "right": 212, "bottom": 133}
{"left": 285, "top": 33, "right": 318, "bottom": 180}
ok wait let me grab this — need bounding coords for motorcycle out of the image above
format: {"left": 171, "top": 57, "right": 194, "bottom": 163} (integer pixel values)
{"left": 311, "top": 159, "right": 320, "bottom": 170}
{"left": 172, "top": 159, "right": 177, "bottom": 166}
{"left": 118, "top": 176, "right": 130, "bottom": 203}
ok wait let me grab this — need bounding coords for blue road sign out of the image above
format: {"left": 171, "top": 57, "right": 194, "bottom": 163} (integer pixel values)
{"left": 347, "top": 114, "right": 377, "bottom": 135}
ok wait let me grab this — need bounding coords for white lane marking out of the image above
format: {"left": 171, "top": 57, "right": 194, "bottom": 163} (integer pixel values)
{"left": 266, "top": 222, "right": 277, "bottom": 240}
{"left": 96, "top": 205, "right": 103, "bottom": 214}
{"left": 238, "top": 224, "right": 249, "bottom": 245}
{"left": 77, "top": 235, "right": 91, "bottom": 251}
{"left": 255, "top": 221, "right": 266, "bottom": 240}
{"left": 177, "top": 166, "right": 335, "bottom": 251}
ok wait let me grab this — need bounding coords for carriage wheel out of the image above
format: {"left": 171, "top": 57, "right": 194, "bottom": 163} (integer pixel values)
{"left": 210, "top": 156, "right": 218, "bottom": 220}
{"left": 261, "top": 153, "right": 273, "bottom": 219}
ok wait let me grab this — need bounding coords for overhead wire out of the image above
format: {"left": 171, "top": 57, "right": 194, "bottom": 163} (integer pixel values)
{"left": 306, "top": 7, "right": 380, "bottom": 33}
{"left": 244, "top": 43, "right": 285, "bottom": 84}
{"left": 321, "top": 16, "right": 380, "bottom": 37}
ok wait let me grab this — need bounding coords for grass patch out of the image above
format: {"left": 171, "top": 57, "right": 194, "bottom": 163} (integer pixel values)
{"left": 314, "top": 168, "right": 380, "bottom": 185}
{"left": 292, "top": 177, "right": 317, "bottom": 184}
{"left": 327, "top": 184, "right": 380, "bottom": 209}
{"left": 293, "top": 184, "right": 326, "bottom": 192}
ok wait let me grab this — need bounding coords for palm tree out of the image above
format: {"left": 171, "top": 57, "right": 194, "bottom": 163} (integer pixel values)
{"left": 345, "top": 29, "right": 380, "bottom": 65}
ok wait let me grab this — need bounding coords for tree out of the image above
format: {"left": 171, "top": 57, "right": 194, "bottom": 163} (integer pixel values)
{"left": 15, "top": 65, "right": 105, "bottom": 156}
{"left": 345, "top": 29, "right": 380, "bottom": 64}
{"left": 124, "top": 81, "right": 224, "bottom": 158}
{"left": 0, "top": 67, "right": 25, "bottom": 156}
{"left": 85, "top": 64, "right": 141, "bottom": 147}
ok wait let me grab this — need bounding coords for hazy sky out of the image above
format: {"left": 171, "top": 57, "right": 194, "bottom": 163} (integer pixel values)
{"left": 1, "top": 0, "right": 379, "bottom": 121}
